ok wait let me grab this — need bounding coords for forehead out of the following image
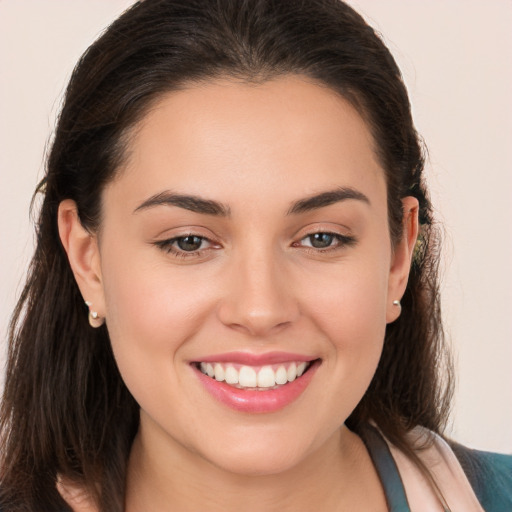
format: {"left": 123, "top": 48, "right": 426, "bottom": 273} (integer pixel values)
{"left": 110, "top": 74, "right": 386, "bottom": 212}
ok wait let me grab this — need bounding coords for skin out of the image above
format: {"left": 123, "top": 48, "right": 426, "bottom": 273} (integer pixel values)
{"left": 58, "top": 75, "right": 418, "bottom": 511}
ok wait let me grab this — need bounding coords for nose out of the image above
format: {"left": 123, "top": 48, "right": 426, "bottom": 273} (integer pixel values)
{"left": 216, "top": 247, "right": 300, "bottom": 337}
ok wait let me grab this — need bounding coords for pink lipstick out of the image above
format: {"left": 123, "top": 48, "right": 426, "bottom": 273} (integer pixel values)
{"left": 191, "top": 353, "right": 320, "bottom": 413}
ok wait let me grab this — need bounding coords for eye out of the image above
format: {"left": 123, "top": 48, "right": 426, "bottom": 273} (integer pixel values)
{"left": 154, "top": 234, "right": 216, "bottom": 258}
{"left": 175, "top": 235, "right": 205, "bottom": 252}
{"left": 295, "top": 231, "right": 356, "bottom": 251}
{"left": 303, "top": 233, "right": 337, "bottom": 249}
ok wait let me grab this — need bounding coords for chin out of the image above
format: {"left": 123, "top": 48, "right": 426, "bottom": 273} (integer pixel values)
{"left": 210, "top": 448, "right": 304, "bottom": 477}
{"left": 195, "top": 427, "right": 319, "bottom": 477}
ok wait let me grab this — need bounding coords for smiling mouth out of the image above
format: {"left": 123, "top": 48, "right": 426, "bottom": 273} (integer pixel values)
{"left": 194, "top": 361, "right": 315, "bottom": 390}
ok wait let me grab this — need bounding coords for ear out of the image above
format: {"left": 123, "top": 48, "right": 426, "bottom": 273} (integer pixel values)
{"left": 58, "top": 199, "right": 105, "bottom": 320}
{"left": 386, "top": 196, "right": 419, "bottom": 323}
{"left": 57, "top": 476, "right": 97, "bottom": 512}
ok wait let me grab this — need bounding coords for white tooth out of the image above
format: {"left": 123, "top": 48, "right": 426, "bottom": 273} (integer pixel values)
{"left": 206, "top": 363, "right": 215, "bottom": 378}
{"left": 287, "top": 362, "right": 297, "bottom": 382}
{"left": 214, "top": 363, "right": 225, "bottom": 381}
{"left": 296, "top": 362, "right": 307, "bottom": 377}
{"left": 225, "top": 366, "right": 239, "bottom": 385}
{"left": 275, "top": 365, "right": 288, "bottom": 385}
{"left": 257, "top": 366, "right": 276, "bottom": 388}
{"left": 238, "top": 366, "right": 257, "bottom": 387}
{"left": 200, "top": 362, "right": 207, "bottom": 374}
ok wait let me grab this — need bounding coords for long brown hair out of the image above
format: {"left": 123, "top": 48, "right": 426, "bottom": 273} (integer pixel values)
{"left": 0, "top": 1, "right": 453, "bottom": 510}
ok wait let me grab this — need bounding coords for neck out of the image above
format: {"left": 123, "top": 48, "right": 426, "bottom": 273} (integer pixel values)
{"left": 125, "top": 417, "right": 387, "bottom": 512}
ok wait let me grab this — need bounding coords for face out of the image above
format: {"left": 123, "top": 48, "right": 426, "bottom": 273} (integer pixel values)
{"left": 75, "top": 75, "right": 415, "bottom": 475}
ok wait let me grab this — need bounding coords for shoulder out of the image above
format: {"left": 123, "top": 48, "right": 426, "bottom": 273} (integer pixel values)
{"left": 450, "top": 441, "right": 512, "bottom": 511}
{"left": 400, "top": 425, "right": 512, "bottom": 511}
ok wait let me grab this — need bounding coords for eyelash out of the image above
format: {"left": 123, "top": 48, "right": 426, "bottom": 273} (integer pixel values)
{"left": 294, "top": 232, "right": 356, "bottom": 254}
{"left": 154, "top": 234, "right": 215, "bottom": 259}
{"left": 154, "top": 231, "right": 356, "bottom": 259}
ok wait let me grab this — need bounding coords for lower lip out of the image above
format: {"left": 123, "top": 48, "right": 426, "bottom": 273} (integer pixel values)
{"left": 193, "top": 360, "right": 320, "bottom": 413}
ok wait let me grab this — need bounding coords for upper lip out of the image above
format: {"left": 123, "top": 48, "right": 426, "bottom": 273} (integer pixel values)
{"left": 191, "top": 351, "right": 318, "bottom": 366}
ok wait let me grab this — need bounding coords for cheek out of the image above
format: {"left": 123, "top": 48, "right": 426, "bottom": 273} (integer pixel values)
{"left": 99, "top": 249, "right": 215, "bottom": 394}
{"left": 102, "top": 241, "right": 211, "bottom": 338}
{"left": 298, "top": 254, "right": 389, "bottom": 392}
{"left": 302, "top": 257, "right": 389, "bottom": 343}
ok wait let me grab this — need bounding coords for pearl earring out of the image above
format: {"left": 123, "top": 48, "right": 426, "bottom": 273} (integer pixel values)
{"left": 84, "top": 300, "right": 105, "bottom": 328}
{"left": 392, "top": 300, "right": 401, "bottom": 307}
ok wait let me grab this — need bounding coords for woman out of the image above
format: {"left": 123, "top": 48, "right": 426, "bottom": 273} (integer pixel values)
{"left": 1, "top": 1, "right": 510, "bottom": 511}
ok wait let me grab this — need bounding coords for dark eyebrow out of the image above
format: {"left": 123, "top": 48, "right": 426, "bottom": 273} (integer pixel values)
{"left": 287, "top": 187, "right": 370, "bottom": 215}
{"left": 133, "top": 191, "right": 231, "bottom": 216}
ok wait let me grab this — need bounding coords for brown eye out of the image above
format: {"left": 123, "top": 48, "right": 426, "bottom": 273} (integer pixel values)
{"left": 176, "top": 235, "right": 204, "bottom": 252}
